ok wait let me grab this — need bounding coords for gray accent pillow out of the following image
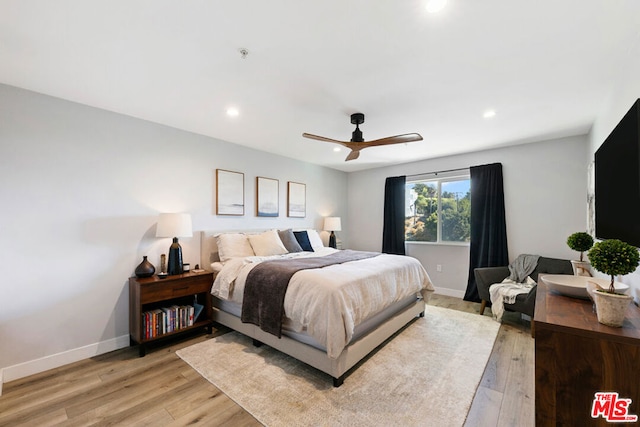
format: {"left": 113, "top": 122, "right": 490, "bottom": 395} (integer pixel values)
{"left": 278, "top": 229, "right": 303, "bottom": 253}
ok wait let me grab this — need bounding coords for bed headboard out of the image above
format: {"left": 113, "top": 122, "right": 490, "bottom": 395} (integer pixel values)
{"left": 199, "top": 230, "right": 219, "bottom": 268}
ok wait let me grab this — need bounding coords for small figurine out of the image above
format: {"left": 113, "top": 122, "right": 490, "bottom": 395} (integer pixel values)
{"left": 160, "top": 254, "right": 167, "bottom": 274}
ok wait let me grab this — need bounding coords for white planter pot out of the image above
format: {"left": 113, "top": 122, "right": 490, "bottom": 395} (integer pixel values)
{"left": 593, "top": 290, "right": 632, "bottom": 327}
{"left": 570, "top": 260, "right": 591, "bottom": 276}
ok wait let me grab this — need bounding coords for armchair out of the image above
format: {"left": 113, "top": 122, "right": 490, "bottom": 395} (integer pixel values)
{"left": 474, "top": 256, "right": 573, "bottom": 329}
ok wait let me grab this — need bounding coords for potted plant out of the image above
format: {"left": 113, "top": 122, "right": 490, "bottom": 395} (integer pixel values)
{"left": 566, "top": 232, "right": 594, "bottom": 276}
{"left": 587, "top": 239, "right": 640, "bottom": 327}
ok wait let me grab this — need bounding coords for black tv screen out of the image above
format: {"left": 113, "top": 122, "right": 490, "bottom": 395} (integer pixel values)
{"left": 595, "top": 98, "right": 640, "bottom": 247}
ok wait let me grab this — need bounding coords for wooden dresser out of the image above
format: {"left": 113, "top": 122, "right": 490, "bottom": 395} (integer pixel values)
{"left": 534, "top": 276, "right": 640, "bottom": 426}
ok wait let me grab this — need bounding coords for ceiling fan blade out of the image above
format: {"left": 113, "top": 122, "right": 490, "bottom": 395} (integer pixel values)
{"left": 365, "top": 133, "right": 423, "bottom": 147}
{"left": 345, "top": 150, "right": 360, "bottom": 161}
{"left": 304, "top": 118, "right": 421, "bottom": 162}
{"left": 302, "top": 133, "right": 347, "bottom": 145}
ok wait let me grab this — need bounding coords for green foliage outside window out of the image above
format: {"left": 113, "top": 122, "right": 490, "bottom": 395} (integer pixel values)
{"left": 405, "top": 178, "right": 471, "bottom": 243}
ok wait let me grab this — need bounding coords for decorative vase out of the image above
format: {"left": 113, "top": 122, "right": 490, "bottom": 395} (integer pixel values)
{"left": 570, "top": 260, "right": 591, "bottom": 277}
{"left": 135, "top": 256, "right": 156, "bottom": 278}
{"left": 167, "top": 237, "right": 184, "bottom": 275}
{"left": 593, "top": 290, "right": 632, "bottom": 327}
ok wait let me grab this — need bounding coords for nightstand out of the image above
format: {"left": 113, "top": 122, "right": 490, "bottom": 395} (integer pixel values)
{"left": 129, "top": 270, "right": 214, "bottom": 356}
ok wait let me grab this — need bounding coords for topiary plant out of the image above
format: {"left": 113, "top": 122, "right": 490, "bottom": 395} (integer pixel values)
{"left": 566, "top": 232, "right": 594, "bottom": 261}
{"left": 587, "top": 239, "right": 640, "bottom": 293}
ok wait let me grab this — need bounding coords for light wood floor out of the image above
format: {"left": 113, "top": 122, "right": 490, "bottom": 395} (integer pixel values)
{"left": 0, "top": 295, "right": 534, "bottom": 426}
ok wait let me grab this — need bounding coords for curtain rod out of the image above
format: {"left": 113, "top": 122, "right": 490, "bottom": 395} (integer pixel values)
{"left": 407, "top": 166, "right": 469, "bottom": 178}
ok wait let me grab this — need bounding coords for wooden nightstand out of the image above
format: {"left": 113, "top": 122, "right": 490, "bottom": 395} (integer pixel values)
{"left": 129, "top": 270, "right": 214, "bottom": 356}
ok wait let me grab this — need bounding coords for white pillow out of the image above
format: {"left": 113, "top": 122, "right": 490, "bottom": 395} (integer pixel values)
{"left": 215, "top": 233, "right": 255, "bottom": 262}
{"left": 306, "top": 229, "right": 325, "bottom": 251}
{"left": 248, "top": 230, "right": 288, "bottom": 256}
{"left": 209, "top": 262, "right": 224, "bottom": 273}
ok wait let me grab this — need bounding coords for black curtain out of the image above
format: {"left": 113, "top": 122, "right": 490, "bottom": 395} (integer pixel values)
{"left": 463, "top": 163, "right": 509, "bottom": 302}
{"left": 382, "top": 175, "right": 406, "bottom": 255}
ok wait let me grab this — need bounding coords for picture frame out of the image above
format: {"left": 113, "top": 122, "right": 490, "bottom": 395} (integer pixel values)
{"left": 256, "top": 177, "right": 279, "bottom": 217}
{"left": 287, "top": 181, "right": 306, "bottom": 218}
{"left": 216, "top": 169, "right": 244, "bottom": 215}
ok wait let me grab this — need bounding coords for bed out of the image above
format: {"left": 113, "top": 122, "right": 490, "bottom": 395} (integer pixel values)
{"left": 200, "top": 229, "right": 434, "bottom": 386}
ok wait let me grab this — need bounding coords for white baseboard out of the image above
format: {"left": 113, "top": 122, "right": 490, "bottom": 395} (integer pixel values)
{"left": 433, "top": 287, "right": 466, "bottom": 299}
{"left": 1, "top": 334, "right": 130, "bottom": 388}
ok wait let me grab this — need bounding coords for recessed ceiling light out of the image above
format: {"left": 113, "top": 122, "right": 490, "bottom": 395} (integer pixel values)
{"left": 333, "top": 147, "right": 341, "bottom": 152}
{"left": 483, "top": 110, "right": 496, "bottom": 119}
{"left": 226, "top": 107, "right": 240, "bottom": 117}
{"left": 426, "top": 0, "right": 448, "bottom": 13}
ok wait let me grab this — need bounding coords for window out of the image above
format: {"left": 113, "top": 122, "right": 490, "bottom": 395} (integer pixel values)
{"left": 405, "top": 174, "right": 471, "bottom": 243}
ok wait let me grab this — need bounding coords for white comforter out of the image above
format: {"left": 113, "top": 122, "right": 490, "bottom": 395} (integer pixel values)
{"left": 212, "top": 248, "right": 434, "bottom": 358}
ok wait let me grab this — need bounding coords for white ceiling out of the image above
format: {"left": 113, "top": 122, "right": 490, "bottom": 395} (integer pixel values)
{"left": 2, "top": 1, "right": 640, "bottom": 172}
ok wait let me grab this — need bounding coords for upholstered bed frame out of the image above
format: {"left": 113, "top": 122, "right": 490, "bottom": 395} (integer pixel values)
{"left": 200, "top": 230, "right": 426, "bottom": 386}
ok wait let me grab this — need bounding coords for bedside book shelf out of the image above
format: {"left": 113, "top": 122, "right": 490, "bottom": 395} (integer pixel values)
{"left": 129, "top": 270, "right": 214, "bottom": 356}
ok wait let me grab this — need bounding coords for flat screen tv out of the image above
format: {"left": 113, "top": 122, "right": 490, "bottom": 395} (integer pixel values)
{"left": 595, "top": 98, "right": 640, "bottom": 247}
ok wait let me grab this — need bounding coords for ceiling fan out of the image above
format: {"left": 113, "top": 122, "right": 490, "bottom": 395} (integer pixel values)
{"left": 302, "top": 113, "right": 423, "bottom": 161}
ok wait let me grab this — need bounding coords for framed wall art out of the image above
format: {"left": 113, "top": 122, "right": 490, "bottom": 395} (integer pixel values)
{"left": 287, "top": 181, "right": 306, "bottom": 218}
{"left": 216, "top": 169, "right": 244, "bottom": 215}
{"left": 256, "top": 177, "right": 279, "bottom": 217}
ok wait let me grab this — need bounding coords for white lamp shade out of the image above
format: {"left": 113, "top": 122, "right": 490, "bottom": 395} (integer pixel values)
{"left": 324, "top": 217, "right": 342, "bottom": 232}
{"left": 156, "top": 213, "right": 193, "bottom": 238}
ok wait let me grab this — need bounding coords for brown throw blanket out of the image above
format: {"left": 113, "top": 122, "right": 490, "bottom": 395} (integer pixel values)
{"left": 241, "top": 250, "right": 379, "bottom": 337}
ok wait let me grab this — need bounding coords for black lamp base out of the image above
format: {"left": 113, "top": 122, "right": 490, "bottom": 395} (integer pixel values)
{"left": 167, "top": 237, "right": 184, "bottom": 275}
{"left": 329, "top": 231, "right": 337, "bottom": 249}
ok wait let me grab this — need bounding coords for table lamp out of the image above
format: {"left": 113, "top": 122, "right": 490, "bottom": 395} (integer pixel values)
{"left": 156, "top": 213, "right": 192, "bottom": 275}
{"left": 324, "top": 217, "right": 342, "bottom": 249}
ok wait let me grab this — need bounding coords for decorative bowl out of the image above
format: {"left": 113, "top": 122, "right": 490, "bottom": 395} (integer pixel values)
{"left": 540, "top": 274, "right": 629, "bottom": 299}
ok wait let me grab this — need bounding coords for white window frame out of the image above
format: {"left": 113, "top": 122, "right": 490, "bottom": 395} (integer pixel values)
{"left": 405, "top": 171, "right": 471, "bottom": 246}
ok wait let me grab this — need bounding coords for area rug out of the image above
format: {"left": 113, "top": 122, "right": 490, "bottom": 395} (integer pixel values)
{"left": 176, "top": 305, "right": 500, "bottom": 427}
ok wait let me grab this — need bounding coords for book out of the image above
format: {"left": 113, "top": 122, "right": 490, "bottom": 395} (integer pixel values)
{"left": 193, "top": 302, "right": 204, "bottom": 322}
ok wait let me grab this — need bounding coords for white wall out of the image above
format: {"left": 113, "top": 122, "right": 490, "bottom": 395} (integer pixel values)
{"left": 589, "top": 35, "right": 640, "bottom": 301}
{"left": 0, "top": 84, "right": 347, "bottom": 382}
{"left": 348, "top": 136, "right": 590, "bottom": 296}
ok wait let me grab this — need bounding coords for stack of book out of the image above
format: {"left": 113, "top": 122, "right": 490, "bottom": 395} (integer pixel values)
{"left": 142, "top": 304, "right": 200, "bottom": 340}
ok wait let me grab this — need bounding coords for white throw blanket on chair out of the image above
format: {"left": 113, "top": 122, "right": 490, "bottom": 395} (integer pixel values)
{"left": 489, "top": 254, "right": 539, "bottom": 321}
{"left": 489, "top": 276, "right": 535, "bottom": 321}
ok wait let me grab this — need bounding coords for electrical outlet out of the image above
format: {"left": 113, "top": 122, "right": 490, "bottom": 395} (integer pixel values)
{"left": 436, "top": 264, "right": 442, "bottom": 272}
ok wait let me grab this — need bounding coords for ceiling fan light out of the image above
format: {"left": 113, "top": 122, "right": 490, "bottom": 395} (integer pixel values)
{"left": 426, "top": 0, "right": 448, "bottom": 13}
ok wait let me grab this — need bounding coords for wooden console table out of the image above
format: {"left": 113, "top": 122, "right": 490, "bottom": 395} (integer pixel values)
{"left": 534, "top": 276, "right": 640, "bottom": 426}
